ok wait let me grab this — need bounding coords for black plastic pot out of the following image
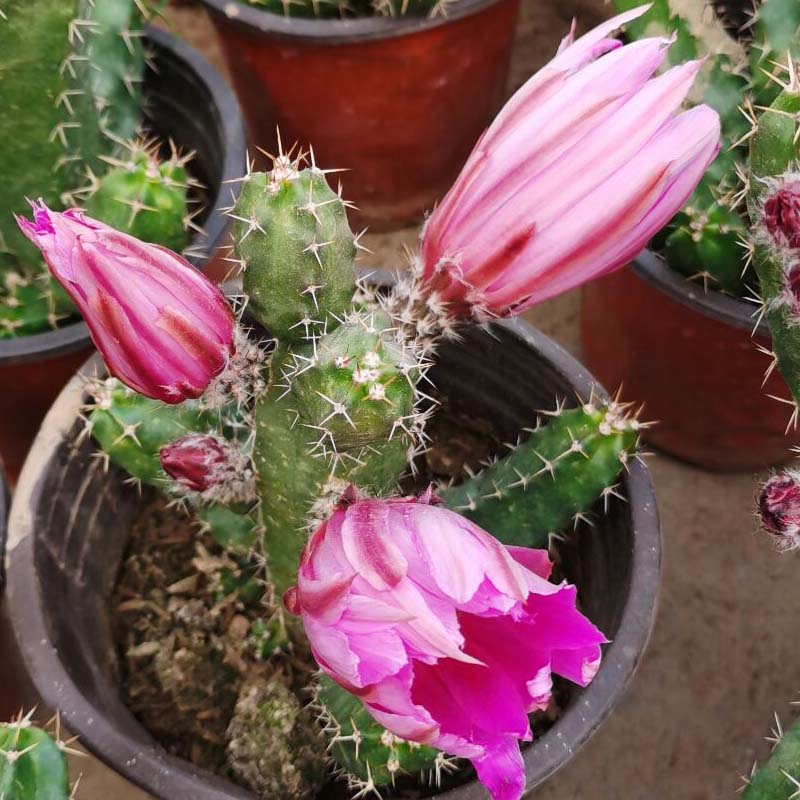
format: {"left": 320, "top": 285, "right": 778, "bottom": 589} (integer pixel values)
{"left": 6, "top": 319, "right": 660, "bottom": 799}
{"left": 0, "top": 26, "right": 246, "bottom": 483}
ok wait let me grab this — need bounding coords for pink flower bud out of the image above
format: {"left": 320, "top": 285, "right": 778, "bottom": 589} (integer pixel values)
{"left": 160, "top": 434, "right": 232, "bottom": 492}
{"left": 286, "top": 489, "right": 606, "bottom": 800}
{"left": 417, "top": 8, "right": 720, "bottom": 319}
{"left": 758, "top": 470, "right": 800, "bottom": 551}
{"left": 764, "top": 181, "right": 800, "bottom": 251}
{"left": 16, "top": 201, "right": 234, "bottom": 403}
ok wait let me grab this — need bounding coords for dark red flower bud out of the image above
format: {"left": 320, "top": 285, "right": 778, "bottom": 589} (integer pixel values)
{"left": 758, "top": 470, "right": 800, "bottom": 550}
{"left": 764, "top": 181, "right": 800, "bottom": 251}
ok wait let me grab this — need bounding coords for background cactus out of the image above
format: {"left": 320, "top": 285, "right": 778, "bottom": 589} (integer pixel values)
{"left": 742, "top": 710, "right": 800, "bottom": 799}
{"left": 613, "top": 0, "right": 800, "bottom": 297}
{"left": 240, "top": 0, "right": 453, "bottom": 20}
{"left": 0, "top": 712, "right": 75, "bottom": 799}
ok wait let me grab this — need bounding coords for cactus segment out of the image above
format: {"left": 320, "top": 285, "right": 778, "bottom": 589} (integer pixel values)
{"left": 232, "top": 164, "right": 357, "bottom": 343}
{"left": 315, "top": 674, "right": 447, "bottom": 790}
{"left": 742, "top": 716, "right": 800, "bottom": 799}
{"left": 253, "top": 314, "right": 423, "bottom": 594}
{"left": 0, "top": 714, "right": 72, "bottom": 800}
{"left": 86, "top": 377, "right": 219, "bottom": 487}
{"left": 749, "top": 0, "right": 800, "bottom": 106}
{"left": 438, "top": 400, "right": 640, "bottom": 548}
{"left": 0, "top": 270, "right": 77, "bottom": 338}
{"left": 83, "top": 140, "right": 192, "bottom": 252}
{"left": 746, "top": 88, "right": 800, "bottom": 409}
{"left": 226, "top": 678, "right": 328, "bottom": 799}
{"left": 195, "top": 503, "right": 260, "bottom": 556}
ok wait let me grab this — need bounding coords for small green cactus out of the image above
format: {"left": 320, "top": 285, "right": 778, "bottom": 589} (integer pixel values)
{"left": 232, "top": 159, "right": 357, "bottom": 344}
{"left": 226, "top": 677, "right": 328, "bottom": 799}
{"left": 0, "top": 712, "right": 74, "bottom": 800}
{"left": 315, "top": 674, "right": 449, "bottom": 791}
{"left": 83, "top": 140, "right": 194, "bottom": 254}
{"left": 439, "top": 396, "right": 641, "bottom": 548}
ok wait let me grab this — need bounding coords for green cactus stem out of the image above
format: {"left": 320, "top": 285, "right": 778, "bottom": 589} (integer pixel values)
{"left": 231, "top": 158, "right": 357, "bottom": 343}
{"left": 226, "top": 677, "right": 328, "bottom": 799}
{"left": 438, "top": 397, "right": 641, "bottom": 549}
{"left": 0, "top": 712, "right": 73, "bottom": 800}
{"left": 745, "top": 86, "right": 800, "bottom": 411}
{"left": 83, "top": 139, "right": 194, "bottom": 252}
{"left": 315, "top": 674, "right": 450, "bottom": 791}
{"left": 0, "top": 270, "right": 77, "bottom": 338}
{"left": 742, "top": 714, "right": 800, "bottom": 799}
{"left": 0, "top": 0, "right": 151, "bottom": 268}
{"left": 253, "top": 312, "right": 424, "bottom": 594}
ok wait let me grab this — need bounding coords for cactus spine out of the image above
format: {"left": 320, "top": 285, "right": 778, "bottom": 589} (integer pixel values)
{"left": 0, "top": 712, "right": 74, "bottom": 799}
{"left": 439, "top": 398, "right": 641, "bottom": 548}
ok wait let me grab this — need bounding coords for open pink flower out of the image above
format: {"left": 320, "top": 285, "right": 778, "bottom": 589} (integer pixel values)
{"left": 16, "top": 201, "right": 234, "bottom": 403}
{"left": 285, "top": 489, "right": 606, "bottom": 800}
{"left": 418, "top": 5, "right": 721, "bottom": 318}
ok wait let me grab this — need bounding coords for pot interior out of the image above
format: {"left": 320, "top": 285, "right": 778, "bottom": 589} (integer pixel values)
{"left": 29, "top": 323, "right": 636, "bottom": 797}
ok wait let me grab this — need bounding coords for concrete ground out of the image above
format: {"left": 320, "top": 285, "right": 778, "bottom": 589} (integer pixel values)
{"left": 70, "top": 2, "right": 800, "bottom": 798}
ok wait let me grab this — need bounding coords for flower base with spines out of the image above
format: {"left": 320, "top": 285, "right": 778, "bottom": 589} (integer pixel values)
{"left": 226, "top": 677, "right": 328, "bottom": 800}
{"left": 82, "top": 139, "right": 195, "bottom": 254}
{"left": 438, "top": 397, "right": 642, "bottom": 549}
{"left": 0, "top": 712, "right": 75, "bottom": 799}
{"left": 0, "top": 0, "right": 152, "bottom": 271}
{"left": 231, "top": 157, "right": 357, "bottom": 344}
{"left": 314, "top": 673, "right": 448, "bottom": 791}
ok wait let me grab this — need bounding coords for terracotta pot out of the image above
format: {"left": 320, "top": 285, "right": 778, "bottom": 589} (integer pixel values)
{"left": 197, "top": 0, "right": 520, "bottom": 230}
{"left": 581, "top": 250, "right": 800, "bottom": 471}
{"left": 6, "top": 320, "right": 660, "bottom": 799}
{"left": 0, "top": 28, "right": 246, "bottom": 484}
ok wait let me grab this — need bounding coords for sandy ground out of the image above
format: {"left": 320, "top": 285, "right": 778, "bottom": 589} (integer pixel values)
{"left": 67, "top": 2, "right": 800, "bottom": 798}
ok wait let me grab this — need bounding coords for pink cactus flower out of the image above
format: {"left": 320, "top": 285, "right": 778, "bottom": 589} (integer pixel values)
{"left": 285, "top": 489, "right": 606, "bottom": 800}
{"left": 16, "top": 201, "right": 234, "bottom": 403}
{"left": 417, "top": 5, "right": 721, "bottom": 318}
{"left": 161, "top": 433, "right": 235, "bottom": 492}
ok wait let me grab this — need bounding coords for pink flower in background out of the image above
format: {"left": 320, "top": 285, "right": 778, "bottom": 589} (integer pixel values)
{"left": 16, "top": 201, "right": 234, "bottom": 403}
{"left": 285, "top": 489, "right": 606, "bottom": 800}
{"left": 418, "top": 5, "right": 721, "bottom": 318}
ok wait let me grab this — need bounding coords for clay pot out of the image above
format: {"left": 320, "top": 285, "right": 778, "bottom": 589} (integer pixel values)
{"left": 0, "top": 27, "right": 246, "bottom": 484}
{"left": 581, "top": 250, "right": 800, "bottom": 471}
{"left": 197, "top": 0, "right": 520, "bottom": 230}
{"left": 6, "top": 319, "right": 660, "bottom": 799}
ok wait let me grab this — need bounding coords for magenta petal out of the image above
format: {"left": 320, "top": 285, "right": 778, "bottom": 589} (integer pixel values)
{"left": 472, "top": 739, "right": 526, "bottom": 800}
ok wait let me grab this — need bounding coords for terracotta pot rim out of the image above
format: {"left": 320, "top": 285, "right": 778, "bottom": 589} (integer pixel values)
{"left": 0, "top": 26, "right": 246, "bottom": 368}
{"left": 198, "top": 0, "right": 506, "bottom": 43}
{"left": 632, "top": 249, "right": 766, "bottom": 337}
{"left": 5, "top": 317, "right": 661, "bottom": 799}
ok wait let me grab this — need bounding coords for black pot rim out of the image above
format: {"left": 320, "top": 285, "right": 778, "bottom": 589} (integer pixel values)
{"left": 198, "top": 0, "right": 506, "bottom": 43}
{"left": 5, "top": 318, "right": 660, "bottom": 800}
{"left": 632, "top": 249, "right": 766, "bottom": 337}
{"left": 0, "top": 26, "right": 246, "bottom": 368}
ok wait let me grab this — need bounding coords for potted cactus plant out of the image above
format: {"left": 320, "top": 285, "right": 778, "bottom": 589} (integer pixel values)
{"left": 0, "top": 4, "right": 246, "bottom": 482}
{"left": 5, "top": 7, "right": 716, "bottom": 799}
{"left": 581, "top": 0, "right": 800, "bottom": 471}
{"left": 196, "top": 0, "right": 520, "bottom": 230}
